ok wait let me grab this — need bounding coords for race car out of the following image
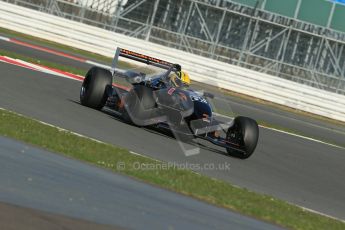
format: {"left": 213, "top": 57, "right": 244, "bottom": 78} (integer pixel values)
{"left": 80, "top": 48, "right": 259, "bottom": 159}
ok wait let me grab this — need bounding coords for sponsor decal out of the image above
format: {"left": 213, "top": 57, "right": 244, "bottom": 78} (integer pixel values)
{"left": 167, "top": 87, "right": 176, "bottom": 95}
{"left": 120, "top": 48, "right": 172, "bottom": 66}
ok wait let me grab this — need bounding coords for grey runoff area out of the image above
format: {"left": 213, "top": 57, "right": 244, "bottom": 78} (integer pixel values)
{"left": 0, "top": 136, "right": 283, "bottom": 230}
{"left": 0, "top": 60, "right": 345, "bottom": 221}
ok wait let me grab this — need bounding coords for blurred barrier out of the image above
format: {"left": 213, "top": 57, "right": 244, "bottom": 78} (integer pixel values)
{"left": 1, "top": 1, "right": 345, "bottom": 122}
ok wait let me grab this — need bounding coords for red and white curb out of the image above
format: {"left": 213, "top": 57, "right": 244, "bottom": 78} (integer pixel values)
{"left": 0, "top": 35, "right": 10, "bottom": 42}
{"left": 0, "top": 55, "right": 129, "bottom": 91}
{"left": 0, "top": 35, "right": 86, "bottom": 62}
{"left": 1, "top": 33, "right": 345, "bottom": 150}
{"left": 1, "top": 54, "right": 344, "bottom": 149}
{"left": 0, "top": 55, "right": 84, "bottom": 81}
{"left": 1, "top": 35, "right": 345, "bottom": 223}
{"left": 0, "top": 35, "right": 110, "bottom": 69}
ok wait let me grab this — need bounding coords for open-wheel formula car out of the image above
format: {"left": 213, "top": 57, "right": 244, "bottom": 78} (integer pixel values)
{"left": 80, "top": 48, "right": 259, "bottom": 159}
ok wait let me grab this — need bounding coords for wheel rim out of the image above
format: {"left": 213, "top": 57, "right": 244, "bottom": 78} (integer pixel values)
{"left": 226, "top": 124, "right": 247, "bottom": 157}
{"left": 80, "top": 86, "right": 86, "bottom": 98}
{"left": 80, "top": 71, "right": 91, "bottom": 99}
{"left": 227, "top": 125, "right": 243, "bottom": 146}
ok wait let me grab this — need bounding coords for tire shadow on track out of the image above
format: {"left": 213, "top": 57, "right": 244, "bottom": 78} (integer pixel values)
{"left": 67, "top": 99, "right": 240, "bottom": 159}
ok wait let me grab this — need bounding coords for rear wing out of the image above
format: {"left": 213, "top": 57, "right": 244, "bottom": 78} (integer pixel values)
{"left": 111, "top": 47, "right": 179, "bottom": 75}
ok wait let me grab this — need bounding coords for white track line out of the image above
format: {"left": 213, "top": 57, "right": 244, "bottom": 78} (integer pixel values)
{"left": 1, "top": 107, "right": 345, "bottom": 222}
{"left": 85, "top": 60, "right": 111, "bottom": 69}
{"left": 213, "top": 112, "right": 345, "bottom": 150}
{"left": 1, "top": 56, "right": 344, "bottom": 150}
{"left": 260, "top": 125, "right": 345, "bottom": 150}
{"left": 1, "top": 35, "right": 345, "bottom": 222}
{"left": 0, "top": 35, "right": 10, "bottom": 41}
{"left": 293, "top": 203, "right": 345, "bottom": 223}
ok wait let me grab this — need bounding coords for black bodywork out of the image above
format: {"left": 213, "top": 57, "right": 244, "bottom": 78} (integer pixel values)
{"left": 80, "top": 48, "right": 259, "bottom": 159}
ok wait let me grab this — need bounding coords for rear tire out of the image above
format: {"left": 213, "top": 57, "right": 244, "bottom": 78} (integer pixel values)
{"left": 226, "top": 116, "right": 259, "bottom": 159}
{"left": 80, "top": 67, "right": 112, "bottom": 110}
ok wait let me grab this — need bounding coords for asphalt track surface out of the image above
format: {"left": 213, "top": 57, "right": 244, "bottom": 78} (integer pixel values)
{"left": 0, "top": 136, "right": 282, "bottom": 230}
{"left": 1, "top": 37, "right": 345, "bottom": 147}
{"left": 0, "top": 202, "right": 118, "bottom": 230}
{"left": 1, "top": 35, "right": 345, "bottom": 219}
{"left": 1, "top": 60, "right": 345, "bottom": 223}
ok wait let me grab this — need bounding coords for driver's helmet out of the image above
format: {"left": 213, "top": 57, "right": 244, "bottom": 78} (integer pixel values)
{"left": 179, "top": 71, "right": 191, "bottom": 86}
{"left": 170, "top": 74, "right": 181, "bottom": 87}
{"left": 171, "top": 71, "right": 190, "bottom": 87}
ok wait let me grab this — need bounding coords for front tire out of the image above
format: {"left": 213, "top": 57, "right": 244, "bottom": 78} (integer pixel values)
{"left": 80, "top": 67, "right": 112, "bottom": 110}
{"left": 226, "top": 116, "right": 259, "bottom": 159}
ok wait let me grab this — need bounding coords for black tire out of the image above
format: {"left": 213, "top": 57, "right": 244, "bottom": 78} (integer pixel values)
{"left": 80, "top": 67, "right": 112, "bottom": 110}
{"left": 226, "top": 116, "right": 259, "bottom": 159}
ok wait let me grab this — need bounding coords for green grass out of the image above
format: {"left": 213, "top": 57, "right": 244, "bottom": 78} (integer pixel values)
{"left": 2, "top": 48, "right": 344, "bottom": 148}
{"left": 0, "top": 49, "right": 87, "bottom": 76}
{"left": 258, "top": 120, "right": 345, "bottom": 148}
{"left": 214, "top": 110, "right": 345, "bottom": 149}
{"left": 0, "top": 108, "right": 344, "bottom": 230}
{"left": 1, "top": 25, "right": 345, "bottom": 144}
{"left": 0, "top": 27, "right": 113, "bottom": 64}
{"left": 2, "top": 25, "right": 345, "bottom": 128}
{"left": 219, "top": 88, "right": 345, "bottom": 128}
{"left": 0, "top": 27, "right": 153, "bottom": 72}
{"left": 0, "top": 48, "right": 147, "bottom": 77}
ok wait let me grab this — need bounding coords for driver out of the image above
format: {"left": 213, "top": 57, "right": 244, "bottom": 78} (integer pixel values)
{"left": 149, "top": 64, "right": 191, "bottom": 89}
{"left": 170, "top": 64, "right": 190, "bottom": 87}
{"left": 179, "top": 71, "right": 191, "bottom": 86}
{"left": 171, "top": 70, "right": 191, "bottom": 88}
